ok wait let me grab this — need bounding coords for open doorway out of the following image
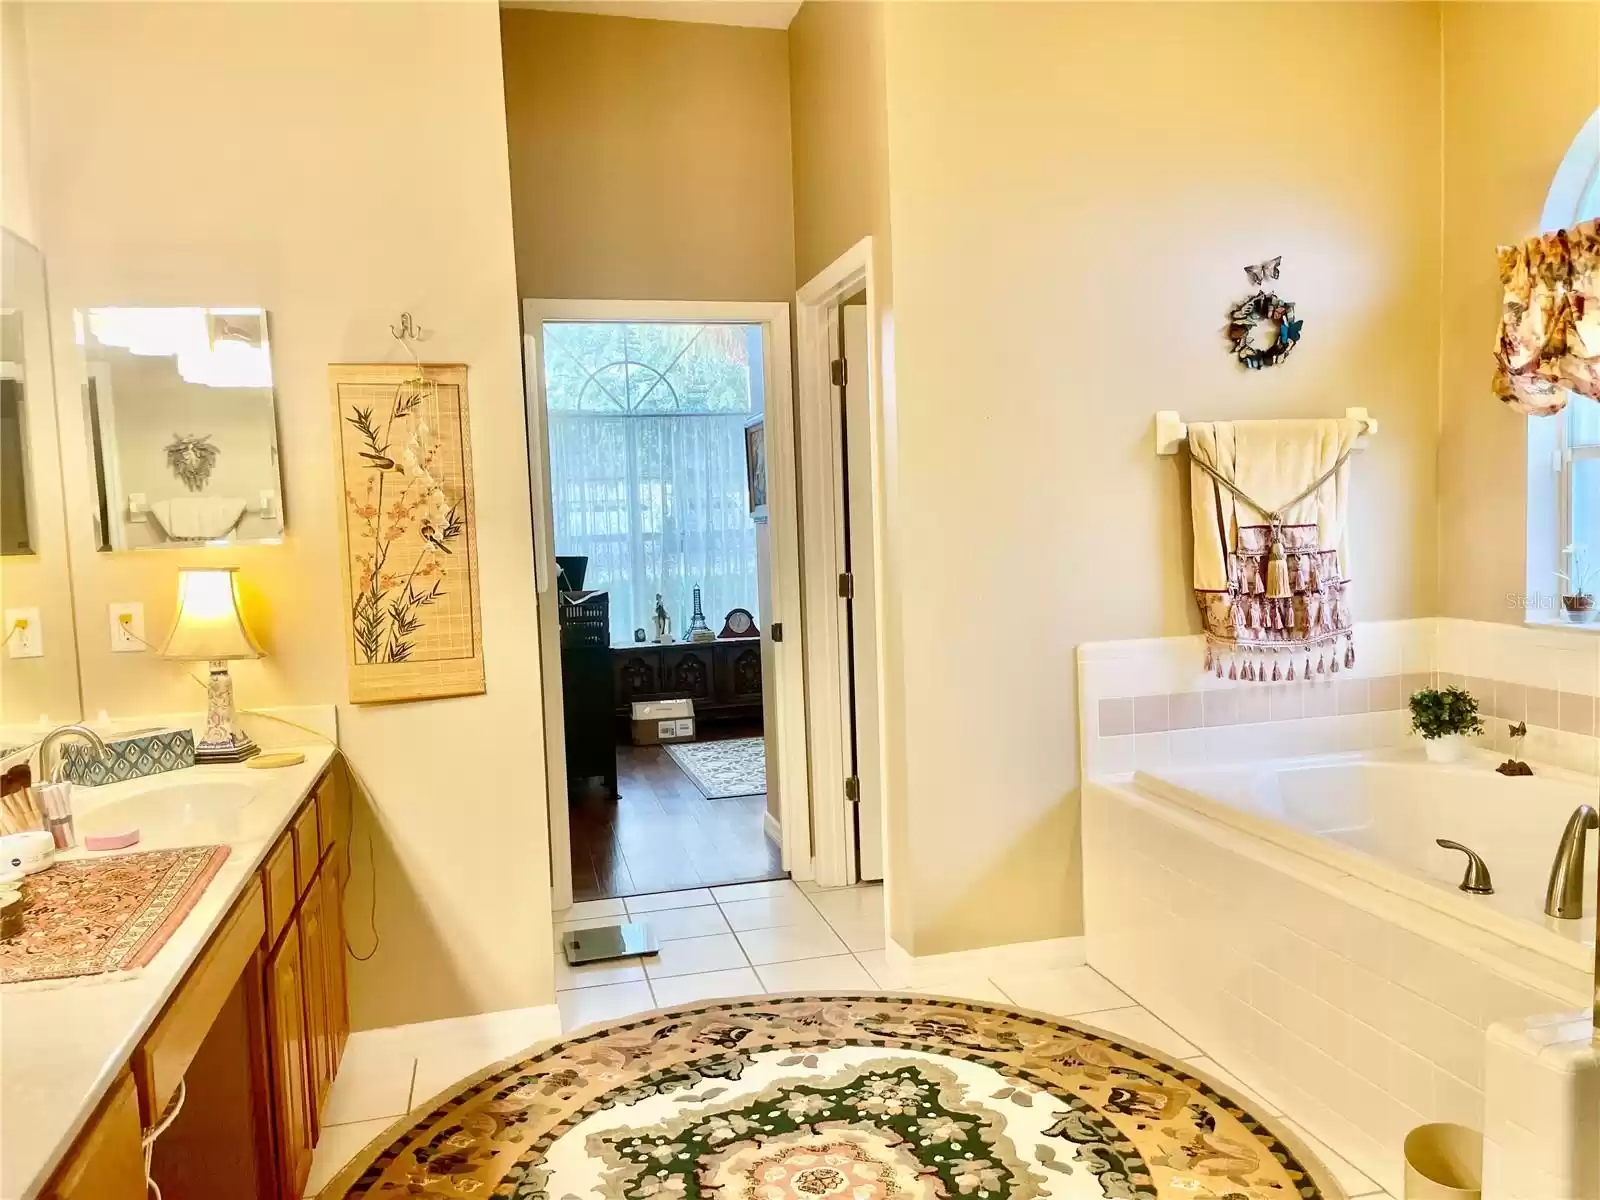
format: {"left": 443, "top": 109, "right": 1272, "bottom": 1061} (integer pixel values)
{"left": 795, "top": 238, "right": 887, "bottom": 889}
{"left": 522, "top": 301, "right": 812, "bottom": 910}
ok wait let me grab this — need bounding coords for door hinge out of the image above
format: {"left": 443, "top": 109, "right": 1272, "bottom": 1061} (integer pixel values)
{"left": 838, "top": 572, "right": 854, "bottom": 600}
{"left": 771, "top": 621, "right": 784, "bottom": 643}
{"left": 830, "top": 358, "right": 848, "bottom": 387}
{"left": 844, "top": 776, "right": 861, "bottom": 804}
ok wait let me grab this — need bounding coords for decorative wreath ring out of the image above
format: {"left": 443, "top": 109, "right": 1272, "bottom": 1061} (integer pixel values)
{"left": 1226, "top": 291, "right": 1304, "bottom": 370}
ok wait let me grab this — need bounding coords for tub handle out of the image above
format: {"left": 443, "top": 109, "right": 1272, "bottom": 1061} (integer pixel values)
{"left": 1436, "top": 839, "right": 1494, "bottom": 895}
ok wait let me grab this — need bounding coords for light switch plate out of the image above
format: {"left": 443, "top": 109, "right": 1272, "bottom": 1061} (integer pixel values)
{"left": 110, "top": 602, "right": 146, "bottom": 653}
{"left": 4, "top": 608, "right": 42, "bottom": 658}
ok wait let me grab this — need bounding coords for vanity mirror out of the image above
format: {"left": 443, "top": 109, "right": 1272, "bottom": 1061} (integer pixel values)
{"left": 0, "top": 228, "right": 83, "bottom": 728}
{"left": 76, "top": 306, "right": 284, "bottom": 549}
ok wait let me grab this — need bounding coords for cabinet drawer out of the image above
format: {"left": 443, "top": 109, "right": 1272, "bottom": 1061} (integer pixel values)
{"left": 292, "top": 799, "right": 320, "bottom": 896}
{"left": 263, "top": 834, "right": 296, "bottom": 947}
{"left": 133, "top": 878, "right": 266, "bottom": 1126}
{"left": 43, "top": 1071, "right": 145, "bottom": 1200}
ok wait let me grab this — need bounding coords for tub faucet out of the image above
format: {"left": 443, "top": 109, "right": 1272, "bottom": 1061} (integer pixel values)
{"left": 1544, "top": 804, "right": 1598, "bottom": 920}
{"left": 1436, "top": 840, "right": 1494, "bottom": 894}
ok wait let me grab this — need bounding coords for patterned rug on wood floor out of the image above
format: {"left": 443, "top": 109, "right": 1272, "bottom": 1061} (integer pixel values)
{"left": 664, "top": 736, "right": 766, "bottom": 799}
{"left": 319, "top": 994, "right": 1344, "bottom": 1200}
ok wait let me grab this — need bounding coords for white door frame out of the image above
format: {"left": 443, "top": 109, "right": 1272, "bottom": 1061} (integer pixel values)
{"left": 795, "top": 237, "right": 886, "bottom": 888}
{"left": 521, "top": 299, "right": 813, "bottom": 911}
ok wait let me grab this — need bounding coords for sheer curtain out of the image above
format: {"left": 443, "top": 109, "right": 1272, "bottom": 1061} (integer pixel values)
{"left": 543, "top": 322, "right": 762, "bottom": 644}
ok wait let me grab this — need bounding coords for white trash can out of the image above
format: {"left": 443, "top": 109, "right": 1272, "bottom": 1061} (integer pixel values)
{"left": 1404, "top": 1123, "right": 1482, "bottom": 1200}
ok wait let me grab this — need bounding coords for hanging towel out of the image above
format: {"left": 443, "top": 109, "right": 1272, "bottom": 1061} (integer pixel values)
{"left": 1188, "top": 418, "right": 1362, "bottom": 682}
{"left": 148, "top": 496, "right": 247, "bottom": 541}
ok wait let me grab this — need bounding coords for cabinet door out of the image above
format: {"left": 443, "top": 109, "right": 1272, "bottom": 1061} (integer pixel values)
{"left": 661, "top": 647, "right": 713, "bottom": 700}
{"left": 298, "top": 874, "right": 333, "bottom": 1129}
{"left": 320, "top": 862, "right": 350, "bottom": 1070}
{"left": 265, "top": 925, "right": 313, "bottom": 1200}
{"left": 43, "top": 1071, "right": 145, "bottom": 1200}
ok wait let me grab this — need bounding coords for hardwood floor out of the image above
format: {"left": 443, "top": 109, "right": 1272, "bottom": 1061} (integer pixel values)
{"left": 569, "top": 738, "right": 784, "bottom": 902}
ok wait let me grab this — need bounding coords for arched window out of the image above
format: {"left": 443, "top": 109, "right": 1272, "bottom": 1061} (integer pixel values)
{"left": 1528, "top": 111, "right": 1600, "bottom": 617}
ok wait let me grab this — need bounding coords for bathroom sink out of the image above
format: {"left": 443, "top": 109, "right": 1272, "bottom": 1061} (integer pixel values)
{"left": 74, "top": 777, "right": 263, "bottom": 847}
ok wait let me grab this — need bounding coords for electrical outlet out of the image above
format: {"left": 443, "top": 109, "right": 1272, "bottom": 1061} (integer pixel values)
{"left": 110, "top": 602, "right": 147, "bottom": 653}
{"left": 4, "top": 609, "right": 42, "bottom": 658}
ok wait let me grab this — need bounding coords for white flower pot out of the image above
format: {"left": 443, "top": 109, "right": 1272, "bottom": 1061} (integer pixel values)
{"left": 1424, "top": 734, "right": 1467, "bottom": 764}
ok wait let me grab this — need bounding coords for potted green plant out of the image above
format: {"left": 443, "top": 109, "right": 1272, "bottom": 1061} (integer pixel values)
{"left": 1409, "top": 686, "right": 1485, "bottom": 763}
{"left": 1557, "top": 543, "right": 1596, "bottom": 624}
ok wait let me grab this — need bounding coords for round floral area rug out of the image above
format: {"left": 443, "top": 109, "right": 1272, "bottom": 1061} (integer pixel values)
{"left": 319, "top": 995, "right": 1344, "bottom": 1200}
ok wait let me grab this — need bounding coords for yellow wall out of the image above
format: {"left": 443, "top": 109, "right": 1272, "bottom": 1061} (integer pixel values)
{"left": 1439, "top": 2, "right": 1600, "bottom": 623}
{"left": 788, "top": 0, "right": 913, "bottom": 941}
{"left": 872, "top": 1, "right": 1443, "bottom": 954}
{"left": 0, "top": 3, "right": 80, "bottom": 729}
{"left": 501, "top": 7, "right": 795, "bottom": 301}
{"left": 21, "top": 0, "right": 555, "bottom": 1030}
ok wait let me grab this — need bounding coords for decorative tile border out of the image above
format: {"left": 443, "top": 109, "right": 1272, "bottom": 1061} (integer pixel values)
{"left": 1079, "top": 619, "right": 1600, "bottom": 779}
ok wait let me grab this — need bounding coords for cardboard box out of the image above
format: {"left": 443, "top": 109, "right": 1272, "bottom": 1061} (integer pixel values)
{"left": 631, "top": 699, "right": 695, "bottom": 746}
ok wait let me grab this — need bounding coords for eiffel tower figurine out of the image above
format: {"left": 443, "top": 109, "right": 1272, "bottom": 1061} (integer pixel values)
{"left": 686, "top": 585, "right": 715, "bottom": 642}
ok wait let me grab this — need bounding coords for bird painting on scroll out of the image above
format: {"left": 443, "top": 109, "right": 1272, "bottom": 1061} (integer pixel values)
{"left": 329, "top": 362, "right": 484, "bottom": 703}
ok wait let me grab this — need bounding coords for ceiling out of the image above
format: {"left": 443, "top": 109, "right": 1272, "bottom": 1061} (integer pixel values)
{"left": 501, "top": 0, "right": 802, "bottom": 30}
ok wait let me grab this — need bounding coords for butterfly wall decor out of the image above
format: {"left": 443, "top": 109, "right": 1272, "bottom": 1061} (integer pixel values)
{"left": 1243, "top": 256, "right": 1282, "bottom": 287}
{"left": 1226, "top": 256, "right": 1302, "bottom": 370}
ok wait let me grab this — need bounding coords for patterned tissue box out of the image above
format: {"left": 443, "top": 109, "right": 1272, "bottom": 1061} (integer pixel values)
{"left": 61, "top": 728, "right": 196, "bottom": 786}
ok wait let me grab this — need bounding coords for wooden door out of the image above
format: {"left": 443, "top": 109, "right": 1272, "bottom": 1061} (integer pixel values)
{"left": 298, "top": 874, "right": 333, "bottom": 1130}
{"left": 265, "top": 925, "right": 313, "bottom": 1199}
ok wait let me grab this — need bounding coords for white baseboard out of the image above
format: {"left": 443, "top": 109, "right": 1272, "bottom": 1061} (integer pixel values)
{"left": 880, "top": 935, "right": 1086, "bottom": 988}
{"left": 763, "top": 810, "right": 782, "bottom": 847}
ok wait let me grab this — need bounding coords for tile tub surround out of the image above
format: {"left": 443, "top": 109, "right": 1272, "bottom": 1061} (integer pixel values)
{"left": 1482, "top": 1011, "right": 1600, "bottom": 1200}
{"left": 1080, "top": 618, "right": 1600, "bottom": 779}
{"left": 1082, "top": 777, "right": 1585, "bottom": 1199}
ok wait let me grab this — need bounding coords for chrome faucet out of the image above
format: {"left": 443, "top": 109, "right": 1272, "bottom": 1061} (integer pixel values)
{"left": 1544, "top": 804, "right": 1598, "bottom": 920}
{"left": 1436, "top": 840, "right": 1494, "bottom": 894}
{"left": 37, "top": 724, "right": 109, "bottom": 784}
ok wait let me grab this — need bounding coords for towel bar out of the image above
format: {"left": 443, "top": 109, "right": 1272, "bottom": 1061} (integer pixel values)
{"left": 1154, "top": 407, "right": 1378, "bottom": 456}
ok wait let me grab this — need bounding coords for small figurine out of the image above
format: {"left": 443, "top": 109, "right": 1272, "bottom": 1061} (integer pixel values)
{"left": 652, "top": 594, "right": 672, "bottom": 644}
{"left": 1496, "top": 721, "right": 1533, "bottom": 776}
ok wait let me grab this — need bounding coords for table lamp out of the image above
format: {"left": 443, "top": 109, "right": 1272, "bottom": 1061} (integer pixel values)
{"left": 161, "top": 567, "right": 262, "bottom": 763}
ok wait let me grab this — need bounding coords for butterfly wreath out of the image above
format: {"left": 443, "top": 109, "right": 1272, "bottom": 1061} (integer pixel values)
{"left": 1225, "top": 256, "right": 1304, "bottom": 370}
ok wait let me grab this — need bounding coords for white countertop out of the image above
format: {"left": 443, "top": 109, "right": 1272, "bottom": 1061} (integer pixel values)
{"left": 0, "top": 744, "right": 335, "bottom": 1200}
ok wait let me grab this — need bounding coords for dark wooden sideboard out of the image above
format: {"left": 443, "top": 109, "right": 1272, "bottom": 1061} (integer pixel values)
{"left": 612, "top": 640, "right": 763, "bottom": 720}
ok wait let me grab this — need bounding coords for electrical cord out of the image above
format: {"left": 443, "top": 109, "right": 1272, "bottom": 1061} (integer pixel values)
{"left": 141, "top": 1077, "right": 185, "bottom": 1199}
{"left": 0, "top": 618, "right": 26, "bottom": 649}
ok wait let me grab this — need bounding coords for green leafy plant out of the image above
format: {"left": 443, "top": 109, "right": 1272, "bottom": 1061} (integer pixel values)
{"left": 1409, "top": 686, "right": 1485, "bottom": 741}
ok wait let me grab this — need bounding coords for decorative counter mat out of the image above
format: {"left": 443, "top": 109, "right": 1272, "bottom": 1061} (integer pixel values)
{"left": 0, "top": 846, "right": 231, "bottom": 984}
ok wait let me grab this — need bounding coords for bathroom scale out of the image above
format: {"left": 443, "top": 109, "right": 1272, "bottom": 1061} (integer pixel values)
{"left": 561, "top": 922, "right": 659, "bottom": 965}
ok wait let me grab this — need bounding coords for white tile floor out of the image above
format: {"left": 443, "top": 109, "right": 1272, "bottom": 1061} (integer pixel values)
{"left": 305, "top": 880, "right": 1398, "bottom": 1199}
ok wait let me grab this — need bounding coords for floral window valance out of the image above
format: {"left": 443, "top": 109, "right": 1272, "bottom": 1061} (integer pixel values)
{"left": 1495, "top": 218, "right": 1600, "bottom": 415}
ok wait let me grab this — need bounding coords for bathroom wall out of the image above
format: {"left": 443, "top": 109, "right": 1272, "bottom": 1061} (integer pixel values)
{"left": 1438, "top": 2, "right": 1600, "bottom": 624}
{"left": 787, "top": 0, "right": 910, "bottom": 939}
{"left": 20, "top": 0, "right": 554, "bottom": 1030}
{"left": 500, "top": 6, "right": 795, "bottom": 302}
{"left": 869, "top": 1, "right": 1443, "bottom": 955}
{"left": 0, "top": 5, "right": 80, "bottom": 728}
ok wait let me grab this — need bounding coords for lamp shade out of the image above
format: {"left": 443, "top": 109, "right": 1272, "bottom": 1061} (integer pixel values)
{"left": 161, "top": 568, "right": 263, "bottom": 661}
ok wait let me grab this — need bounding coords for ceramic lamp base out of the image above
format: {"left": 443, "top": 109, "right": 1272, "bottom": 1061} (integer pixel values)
{"left": 197, "top": 660, "right": 259, "bottom": 763}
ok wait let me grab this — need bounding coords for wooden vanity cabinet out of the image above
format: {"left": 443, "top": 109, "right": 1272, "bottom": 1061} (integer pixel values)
{"left": 45, "top": 760, "right": 353, "bottom": 1200}
{"left": 42, "top": 1072, "right": 147, "bottom": 1200}
{"left": 265, "top": 766, "right": 350, "bottom": 1199}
